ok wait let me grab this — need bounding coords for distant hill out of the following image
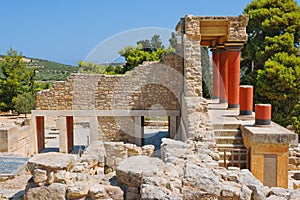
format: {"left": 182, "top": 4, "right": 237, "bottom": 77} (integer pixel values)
{"left": 0, "top": 55, "right": 78, "bottom": 81}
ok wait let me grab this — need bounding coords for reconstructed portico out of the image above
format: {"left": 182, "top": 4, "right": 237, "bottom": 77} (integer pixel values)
{"left": 28, "top": 14, "right": 297, "bottom": 189}
{"left": 176, "top": 15, "right": 248, "bottom": 108}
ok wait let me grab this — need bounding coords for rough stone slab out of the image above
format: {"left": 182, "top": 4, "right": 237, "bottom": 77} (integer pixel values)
{"left": 27, "top": 152, "right": 75, "bottom": 173}
{"left": 182, "top": 163, "right": 222, "bottom": 198}
{"left": 25, "top": 183, "right": 66, "bottom": 200}
{"left": 241, "top": 123, "right": 296, "bottom": 144}
{"left": 0, "top": 156, "right": 28, "bottom": 177}
{"left": 116, "top": 155, "right": 165, "bottom": 187}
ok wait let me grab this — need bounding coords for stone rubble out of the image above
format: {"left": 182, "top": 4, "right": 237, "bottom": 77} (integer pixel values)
{"left": 1, "top": 138, "right": 300, "bottom": 199}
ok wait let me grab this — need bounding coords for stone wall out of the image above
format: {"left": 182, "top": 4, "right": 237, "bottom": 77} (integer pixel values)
{"left": 37, "top": 80, "right": 74, "bottom": 110}
{"left": 0, "top": 123, "right": 32, "bottom": 155}
{"left": 37, "top": 53, "right": 182, "bottom": 112}
{"left": 36, "top": 53, "right": 183, "bottom": 142}
{"left": 98, "top": 116, "right": 135, "bottom": 143}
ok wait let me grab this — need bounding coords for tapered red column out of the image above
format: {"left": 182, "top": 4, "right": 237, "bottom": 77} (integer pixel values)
{"left": 219, "top": 50, "right": 228, "bottom": 103}
{"left": 227, "top": 49, "right": 241, "bottom": 108}
{"left": 212, "top": 50, "right": 220, "bottom": 99}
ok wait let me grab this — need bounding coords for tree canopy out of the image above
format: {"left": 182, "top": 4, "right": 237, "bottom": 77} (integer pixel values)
{"left": 117, "top": 34, "right": 176, "bottom": 74}
{"left": 242, "top": 0, "right": 300, "bottom": 133}
{"left": 0, "top": 48, "right": 35, "bottom": 111}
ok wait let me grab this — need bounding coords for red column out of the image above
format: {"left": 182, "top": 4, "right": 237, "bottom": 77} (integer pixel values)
{"left": 240, "top": 85, "right": 253, "bottom": 115}
{"left": 228, "top": 49, "right": 241, "bottom": 109}
{"left": 36, "top": 116, "right": 45, "bottom": 153}
{"left": 219, "top": 50, "right": 228, "bottom": 103}
{"left": 66, "top": 116, "right": 74, "bottom": 153}
{"left": 255, "top": 104, "right": 272, "bottom": 125}
{"left": 212, "top": 50, "right": 220, "bottom": 100}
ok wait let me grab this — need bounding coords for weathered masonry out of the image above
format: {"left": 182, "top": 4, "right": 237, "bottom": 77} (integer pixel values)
{"left": 31, "top": 15, "right": 250, "bottom": 154}
{"left": 28, "top": 14, "right": 296, "bottom": 189}
{"left": 31, "top": 55, "right": 183, "bottom": 153}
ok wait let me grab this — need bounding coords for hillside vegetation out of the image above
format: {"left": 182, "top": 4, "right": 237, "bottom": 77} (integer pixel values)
{"left": 0, "top": 55, "right": 78, "bottom": 81}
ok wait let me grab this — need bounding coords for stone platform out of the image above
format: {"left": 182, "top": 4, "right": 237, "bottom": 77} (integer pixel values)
{"left": 207, "top": 99, "right": 297, "bottom": 188}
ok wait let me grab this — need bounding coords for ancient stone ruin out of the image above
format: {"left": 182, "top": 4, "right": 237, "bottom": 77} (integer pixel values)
{"left": 0, "top": 14, "right": 299, "bottom": 199}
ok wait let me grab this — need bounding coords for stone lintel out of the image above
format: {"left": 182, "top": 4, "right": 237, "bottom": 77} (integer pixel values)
{"left": 175, "top": 14, "right": 249, "bottom": 48}
{"left": 31, "top": 110, "right": 180, "bottom": 117}
{"left": 241, "top": 122, "right": 296, "bottom": 144}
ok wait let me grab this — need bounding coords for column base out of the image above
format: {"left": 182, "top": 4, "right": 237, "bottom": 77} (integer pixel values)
{"left": 240, "top": 110, "right": 253, "bottom": 115}
{"left": 228, "top": 104, "right": 239, "bottom": 109}
{"left": 255, "top": 119, "right": 271, "bottom": 126}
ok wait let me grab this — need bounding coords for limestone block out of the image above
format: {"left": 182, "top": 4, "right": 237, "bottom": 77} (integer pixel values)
{"left": 266, "top": 195, "right": 286, "bottom": 200}
{"left": 143, "top": 177, "right": 168, "bottom": 187}
{"left": 33, "top": 169, "right": 47, "bottom": 185}
{"left": 142, "top": 145, "right": 155, "bottom": 157}
{"left": 219, "top": 181, "right": 242, "bottom": 200}
{"left": 167, "top": 178, "right": 182, "bottom": 194}
{"left": 237, "top": 169, "right": 267, "bottom": 200}
{"left": 269, "top": 187, "right": 292, "bottom": 199}
{"left": 103, "top": 185, "right": 124, "bottom": 200}
{"left": 161, "top": 138, "right": 192, "bottom": 163}
{"left": 54, "top": 170, "right": 68, "bottom": 184}
{"left": 25, "top": 183, "right": 66, "bottom": 200}
{"left": 89, "top": 184, "right": 107, "bottom": 200}
{"left": 27, "top": 152, "right": 74, "bottom": 174}
{"left": 78, "top": 141, "right": 105, "bottom": 168}
{"left": 124, "top": 143, "right": 142, "bottom": 157}
{"left": 241, "top": 185, "right": 252, "bottom": 200}
{"left": 67, "top": 181, "right": 89, "bottom": 199}
{"left": 116, "top": 155, "right": 165, "bottom": 187}
{"left": 290, "top": 189, "right": 300, "bottom": 200}
{"left": 182, "top": 163, "right": 222, "bottom": 199}
{"left": 71, "top": 165, "right": 85, "bottom": 173}
{"left": 141, "top": 184, "right": 175, "bottom": 200}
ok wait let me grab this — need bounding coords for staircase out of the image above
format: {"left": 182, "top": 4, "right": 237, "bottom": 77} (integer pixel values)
{"left": 214, "top": 124, "right": 249, "bottom": 169}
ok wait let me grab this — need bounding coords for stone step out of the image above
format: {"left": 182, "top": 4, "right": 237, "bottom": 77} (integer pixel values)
{"left": 218, "top": 151, "right": 248, "bottom": 160}
{"left": 213, "top": 123, "right": 240, "bottom": 130}
{"left": 218, "top": 159, "right": 247, "bottom": 168}
{"left": 214, "top": 129, "right": 241, "bottom": 137}
{"left": 216, "top": 136, "right": 243, "bottom": 145}
{"left": 216, "top": 144, "right": 246, "bottom": 149}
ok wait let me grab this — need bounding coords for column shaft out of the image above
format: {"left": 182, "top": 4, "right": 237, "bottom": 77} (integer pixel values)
{"left": 228, "top": 50, "right": 241, "bottom": 108}
{"left": 212, "top": 51, "right": 220, "bottom": 99}
{"left": 89, "top": 116, "right": 99, "bottom": 143}
{"left": 135, "top": 116, "right": 143, "bottom": 146}
{"left": 219, "top": 51, "right": 228, "bottom": 103}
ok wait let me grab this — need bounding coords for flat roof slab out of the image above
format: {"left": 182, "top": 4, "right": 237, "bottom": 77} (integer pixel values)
{"left": 241, "top": 122, "right": 297, "bottom": 144}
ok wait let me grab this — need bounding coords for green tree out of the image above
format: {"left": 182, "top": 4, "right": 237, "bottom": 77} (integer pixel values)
{"left": 168, "top": 32, "right": 177, "bottom": 50}
{"left": 12, "top": 92, "right": 36, "bottom": 118}
{"left": 201, "top": 47, "right": 212, "bottom": 98}
{"left": 137, "top": 39, "right": 151, "bottom": 52}
{"left": 118, "top": 34, "right": 176, "bottom": 74}
{"left": 151, "top": 34, "right": 165, "bottom": 50}
{"left": 242, "top": 0, "right": 300, "bottom": 133}
{"left": 243, "top": 0, "right": 300, "bottom": 71}
{"left": 0, "top": 48, "right": 35, "bottom": 111}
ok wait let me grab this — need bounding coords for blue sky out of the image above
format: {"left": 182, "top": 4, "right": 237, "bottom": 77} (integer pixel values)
{"left": 0, "top": 0, "right": 298, "bottom": 65}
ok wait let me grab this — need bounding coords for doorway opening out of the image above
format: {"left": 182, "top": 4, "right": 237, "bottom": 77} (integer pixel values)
{"left": 143, "top": 116, "right": 169, "bottom": 157}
